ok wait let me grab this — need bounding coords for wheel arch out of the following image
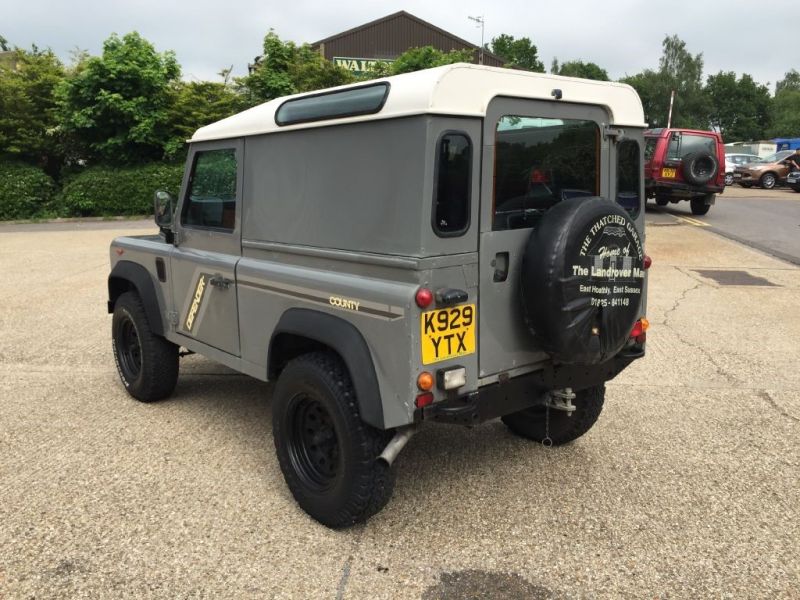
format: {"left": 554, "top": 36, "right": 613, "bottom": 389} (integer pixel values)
{"left": 268, "top": 308, "right": 384, "bottom": 429}
{"left": 108, "top": 261, "right": 165, "bottom": 336}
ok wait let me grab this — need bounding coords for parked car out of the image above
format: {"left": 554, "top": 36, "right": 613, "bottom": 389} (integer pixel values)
{"left": 106, "top": 64, "right": 650, "bottom": 527}
{"left": 733, "top": 150, "right": 794, "bottom": 189}
{"left": 787, "top": 171, "right": 800, "bottom": 192}
{"left": 724, "top": 153, "right": 761, "bottom": 186}
{"left": 644, "top": 128, "right": 725, "bottom": 215}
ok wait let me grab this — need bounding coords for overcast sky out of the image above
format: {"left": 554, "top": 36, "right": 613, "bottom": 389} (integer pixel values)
{"left": 2, "top": 0, "right": 794, "bottom": 91}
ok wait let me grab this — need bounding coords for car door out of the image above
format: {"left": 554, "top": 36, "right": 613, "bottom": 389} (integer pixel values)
{"left": 171, "top": 140, "right": 243, "bottom": 356}
{"left": 478, "top": 97, "right": 611, "bottom": 378}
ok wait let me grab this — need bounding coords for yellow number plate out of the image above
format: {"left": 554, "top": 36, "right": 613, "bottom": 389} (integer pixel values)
{"left": 661, "top": 167, "right": 677, "bottom": 178}
{"left": 420, "top": 304, "right": 476, "bottom": 365}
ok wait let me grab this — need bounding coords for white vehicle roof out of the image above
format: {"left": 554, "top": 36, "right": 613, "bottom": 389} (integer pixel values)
{"left": 192, "top": 63, "right": 646, "bottom": 142}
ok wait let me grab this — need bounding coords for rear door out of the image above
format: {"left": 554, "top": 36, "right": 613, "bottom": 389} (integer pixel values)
{"left": 171, "top": 140, "right": 243, "bottom": 356}
{"left": 478, "top": 97, "right": 611, "bottom": 378}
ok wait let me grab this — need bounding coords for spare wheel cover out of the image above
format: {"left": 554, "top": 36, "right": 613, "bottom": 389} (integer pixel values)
{"left": 520, "top": 197, "right": 645, "bottom": 365}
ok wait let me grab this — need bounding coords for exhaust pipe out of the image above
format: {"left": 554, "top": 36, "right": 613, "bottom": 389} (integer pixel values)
{"left": 378, "top": 426, "right": 417, "bottom": 466}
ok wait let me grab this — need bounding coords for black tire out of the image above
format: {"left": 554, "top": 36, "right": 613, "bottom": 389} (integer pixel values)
{"left": 502, "top": 385, "right": 605, "bottom": 446}
{"left": 655, "top": 197, "right": 669, "bottom": 207}
{"left": 738, "top": 183, "right": 752, "bottom": 188}
{"left": 520, "top": 197, "right": 644, "bottom": 365}
{"left": 759, "top": 172, "right": 777, "bottom": 189}
{"left": 690, "top": 196, "right": 712, "bottom": 216}
{"left": 272, "top": 352, "right": 395, "bottom": 528}
{"left": 791, "top": 186, "right": 800, "bottom": 193}
{"left": 112, "top": 291, "right": 179, "bottom": 402}
{"left": 682, "top": 152, "right": 718, "bottom": 186}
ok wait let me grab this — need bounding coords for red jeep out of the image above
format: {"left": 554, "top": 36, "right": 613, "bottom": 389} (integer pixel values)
{"left": 644, "top": 128, "right": 725, "bottom": 215}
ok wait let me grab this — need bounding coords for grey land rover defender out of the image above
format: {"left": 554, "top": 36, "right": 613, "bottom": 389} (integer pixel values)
{"left": 108, "top": 64, "right": 650, "bottom": 528}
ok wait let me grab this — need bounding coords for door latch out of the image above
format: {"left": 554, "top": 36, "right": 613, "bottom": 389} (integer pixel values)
{"left": 209, "top": 275, "right": 233, "bottom": 289}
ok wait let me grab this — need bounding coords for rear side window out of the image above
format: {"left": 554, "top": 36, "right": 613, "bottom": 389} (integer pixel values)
{"left": 617, "top": 140, "right": 641, "bottom": 219}
{"left": 644, "top": 138, "right": 657, "bottom": 161}
{"left": 493, "top": 116, "right": 599, "bottom": 231}
{"left": 433, "top": 133, "right": 471, "bottom": 236}
{"left": 275, "top": 83, "right": 389, "bottom": 126}
{"left": 667, "top": 133, "right": 716, "bottom": 160}
{"left": 182, "top": 149, "right": 237, "bottom": 230}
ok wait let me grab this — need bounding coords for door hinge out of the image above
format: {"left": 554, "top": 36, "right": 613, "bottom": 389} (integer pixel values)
{"left": 172, "top": 230, "right": 182, "bottom": 246}
{"left": 167, "top": 311, "right": 179, "bottom": 328}
{"left": 603, "top": 125, "right": 624, "bottom": 140}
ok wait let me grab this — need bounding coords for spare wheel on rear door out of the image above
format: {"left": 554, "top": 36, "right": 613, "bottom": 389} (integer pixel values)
{"left": 520, "top": 197, "right": 644, "bottom": 365}
{"left": 682, "top": 152, "right": 718, "bottom": 186}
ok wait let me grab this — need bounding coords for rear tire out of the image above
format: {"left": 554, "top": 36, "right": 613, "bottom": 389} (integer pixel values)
{"left": 655, "top": 197, "right": 669, "bottom": 207}
{"left": 272, "top": 352, "right": 395, "bottom": 528}
{"left": 502, "top": 385, "right": 605, "bottom": 446}
{"left": 690, "top": 196, "right": 711, "bottom": 216}
{"left": 724, "top": 173, "right": 734, "bottom": 186}
{"left": 738, "top": 183, "right": 752, "bottom": 188}
{"left": 112, "top": 291, "right": 179, "bottom": 402}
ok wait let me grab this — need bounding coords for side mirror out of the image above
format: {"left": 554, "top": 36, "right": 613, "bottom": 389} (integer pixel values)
{"left": 154, "top": 190, "right": 175, "bottom": 229}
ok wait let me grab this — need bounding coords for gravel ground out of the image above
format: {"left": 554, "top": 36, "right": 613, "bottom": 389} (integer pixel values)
{"left": 0, "top": 217, "right": 798, "bottom": 599}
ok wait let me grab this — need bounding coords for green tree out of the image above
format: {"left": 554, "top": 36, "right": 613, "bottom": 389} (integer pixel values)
{"left": 621, "top": 35, "right": 709, "bottom": 129}
{"left": 386, "top": 46, "right": 474, "bottom": 75}
{"left": 551, "top": 58, "right": 609, "bottom": 81}
{"left": 240, "top": 30, "right": 354, "bottom": 104}
{"left": 0, "top": 47, "right": 65, "bottom": 170}
{"left": 706, "top": 71, "right": 771, "bottom": 140}
{"left": 0, "top": 35, "right": 9, "bottom": 51}
{"left": 165, "top": 81, "right": 246, "bottom": 157}
{"left": 776, "top": 69, "right": 800, "bottom": 94}
{"left": 768, "top": 89, "right": 800, "bottom": 137}
{"left": 487, "top": 34, "right": 544, "bottom": 72}
{"left": 57, "top": 32, "right": 180, "bottom": 164}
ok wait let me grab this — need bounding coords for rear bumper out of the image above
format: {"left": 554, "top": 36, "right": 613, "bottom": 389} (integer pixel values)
{"left": 646, "top": 179, "right": 724, "bottom": 198}
{"left": 418, "top": 347, "right": 644, "bottom": 426}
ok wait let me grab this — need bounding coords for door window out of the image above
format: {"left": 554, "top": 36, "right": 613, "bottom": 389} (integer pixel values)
{"left": 182, "top": 149, "right": 237, "bottom": 230}
{"left": 493, "top": 116, "right": 599, "bottom": 231}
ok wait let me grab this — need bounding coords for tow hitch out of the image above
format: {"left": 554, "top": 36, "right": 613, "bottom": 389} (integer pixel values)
{"left": 547, "top": 388, "right": 577, "bottom": 416}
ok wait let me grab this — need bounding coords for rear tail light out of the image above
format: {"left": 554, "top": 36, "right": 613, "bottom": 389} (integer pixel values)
{"left": 644, "top": 255, "right": 652, "bottom": 270}
{"left": 416, "top": 371, "right": 434, "bottom": 391}
{"left": 415, "top": 392, "right": 434, "bottom": 408}
{"left": 631, "top": 318, "right": 650, "bottom": 344}
{"left": 415, "top": 287, "right": 433, "bottom": 308}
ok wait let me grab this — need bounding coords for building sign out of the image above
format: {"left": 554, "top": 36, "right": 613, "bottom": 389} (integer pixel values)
{"left": 333, "top": 56, "right": 394, "bottom": 75}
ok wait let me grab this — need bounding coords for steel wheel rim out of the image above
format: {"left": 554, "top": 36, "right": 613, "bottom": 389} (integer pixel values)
{"left": 118, "top": 317, "right": 142, "bottom": 379}
{"left": 287, "top": 394, "right": 340, "bottom": 491}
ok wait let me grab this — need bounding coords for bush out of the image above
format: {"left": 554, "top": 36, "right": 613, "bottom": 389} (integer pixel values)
{"left": 0, "top": 161, "right": 58, "bottom": 220}
{"left": 60, "top": 163, "right": 184, "bottom": 217}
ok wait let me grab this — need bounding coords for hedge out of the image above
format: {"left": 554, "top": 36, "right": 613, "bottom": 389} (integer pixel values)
{"left": 60, "top": 163, "right": 184, "bottom": 217}
{"left": 0, "top": 161, "right": 58, "bottom": 220}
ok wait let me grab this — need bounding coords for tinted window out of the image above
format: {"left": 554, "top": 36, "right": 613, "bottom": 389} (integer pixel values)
{"left": 433, "top": 133, "right": 471, "bottom": 236}
{"left": 617, "top": 140, "right": 641, "bottom": 219}
{"left": 276, "top": 83, "right": 389, "bottom": 126}
{"left": 182, "top": 149, "right": 237, "bottom": 230}
{"left": 644, "top": 138, "right": 657, "bottom": 161}
{"left": 667, "top": 133, "right": 716, "bottom": 160}
{"left": 493, "top": 116, "right": 599, "bottom": 231}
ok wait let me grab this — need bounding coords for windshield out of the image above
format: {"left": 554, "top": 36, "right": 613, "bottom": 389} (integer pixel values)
{"left": 762, "top": 150, "right": 793, "bottom": 163}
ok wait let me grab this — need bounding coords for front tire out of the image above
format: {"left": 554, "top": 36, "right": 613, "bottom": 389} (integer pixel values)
{"left": 502, "top": 385, "right": 605, "bottom": 446}
{"left": 760, "top": 173, "right": 777, "bottom": 189}
{"left": 724, "top": 173, "right": 734, "bottom": 186}
{"left": 655, "top": 197, "right": 669, "bottom": 207}
{"left": 272, "top": 352, "right": 395, "bottom": 528}
{"left": 112, "top": 291, "right": 179, "bottom": 402}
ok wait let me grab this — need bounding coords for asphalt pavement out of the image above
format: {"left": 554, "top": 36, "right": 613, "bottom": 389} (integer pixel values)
{"left": 648, "top": 185, "right": 800, "bottom": 265}
{"left": 0, "top": 210, "right": 798, "bottom": 598}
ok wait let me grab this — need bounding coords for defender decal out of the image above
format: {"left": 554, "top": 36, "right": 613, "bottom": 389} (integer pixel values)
{"left": 184, "top": 273, "right": 209, "bottom": 332}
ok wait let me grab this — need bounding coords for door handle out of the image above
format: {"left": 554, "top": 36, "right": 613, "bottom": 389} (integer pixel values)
{"left": 492, "top": 252, "right": 509, "bottom": 282}
{"left": 209, "top": 275, "right": 233, "bottom": 289}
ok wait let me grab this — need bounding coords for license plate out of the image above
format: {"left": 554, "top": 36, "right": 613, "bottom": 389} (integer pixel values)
{"left": 420, "top": 304, "right": 476, "bottom": 365}
{"left": 661, "top": 167, "right": 677, "bottom": 178}
{"left": 734, "top": 173, "right": 743, "bottom": 179}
